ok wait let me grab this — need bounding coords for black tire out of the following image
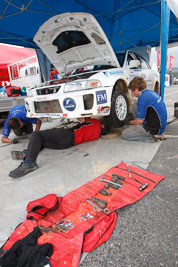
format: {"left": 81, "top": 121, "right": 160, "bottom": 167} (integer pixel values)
{"left": 104, "top": 88, "right": 128, "bottom": 127}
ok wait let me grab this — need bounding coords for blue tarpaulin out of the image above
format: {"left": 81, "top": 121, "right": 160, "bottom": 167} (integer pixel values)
{"left": 0, "top": 0, "right": 177, "bottom": 93}
{"left": 0, "top": 0, "right": 177, "bottom": 50}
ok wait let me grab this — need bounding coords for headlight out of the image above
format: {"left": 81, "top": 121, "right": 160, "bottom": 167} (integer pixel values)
{"left": 64, "top": 79, "right": 101, "bottom": 93}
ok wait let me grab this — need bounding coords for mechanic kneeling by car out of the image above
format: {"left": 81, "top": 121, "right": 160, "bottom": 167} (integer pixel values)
{"left": 1, "top": 105, "right": 42, "bottom": 144}
{"left": 9, "top": 118, "right": 109, "bottom": 178}
{"left": 121, "top": 76, "right": 167, "bottom": 142}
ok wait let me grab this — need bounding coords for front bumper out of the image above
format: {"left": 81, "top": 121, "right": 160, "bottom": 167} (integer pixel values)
{"left": 25, "top": 87, "right": 112, "bottom": 119}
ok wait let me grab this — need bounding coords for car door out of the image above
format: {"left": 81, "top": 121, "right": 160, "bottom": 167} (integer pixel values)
{"left": 126, "top": 52, "right": 146, "bottom": 83}
{"left": 134, "top": 53, "right": 155, "bottom": 90}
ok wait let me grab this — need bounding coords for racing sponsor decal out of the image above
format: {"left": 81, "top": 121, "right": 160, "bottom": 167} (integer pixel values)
{"left": 97, "top": 106, "right": 110, "bottom": 114}
{"left": 103, "top": 70, "right": 124, "bottom": 77}
{"left": 63, "top": 98, "right": 76, "bottom": 111}
{"left": 96, "top": 90, "right": 107, "bottom": 104}
{"left": 109, "top": 70, "right": 124, "bottom": 75}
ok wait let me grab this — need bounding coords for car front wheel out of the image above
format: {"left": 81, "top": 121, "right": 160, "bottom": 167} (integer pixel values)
{"left": 105, "top": 88, "right": 128, "bottom": 127}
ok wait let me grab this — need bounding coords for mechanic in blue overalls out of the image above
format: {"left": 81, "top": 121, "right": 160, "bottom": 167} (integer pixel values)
{"left": 1, "top": 105, "right": 42, "bottom": 144}
{"left": 122, "top": 76, "right": 167, "bottom": 142}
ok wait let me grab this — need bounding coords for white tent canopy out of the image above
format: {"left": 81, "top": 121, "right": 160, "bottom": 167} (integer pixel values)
{"left": 167, "top": 0, "right": 178, "bottom": 18}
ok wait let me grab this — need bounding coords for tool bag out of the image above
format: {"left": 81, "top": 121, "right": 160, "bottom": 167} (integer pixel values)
{"left": 26, "top": 194, "right": 61, "bottom": 220}
{"left": 0, "top": 162, "right": 165, "bottom": 267}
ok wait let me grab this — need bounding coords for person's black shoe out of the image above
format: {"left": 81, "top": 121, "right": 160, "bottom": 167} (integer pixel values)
{"left": 9, "top": 162, "right": 38, "bottom": 178}
{"left": 11, "top": 149, "right": 27, "bottom": 160}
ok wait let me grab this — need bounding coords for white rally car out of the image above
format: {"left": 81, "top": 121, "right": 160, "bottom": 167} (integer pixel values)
{"left": 25, "top": 12, "right": 160, "bottom": 127}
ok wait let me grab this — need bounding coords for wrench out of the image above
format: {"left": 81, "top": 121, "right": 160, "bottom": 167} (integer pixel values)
{"left": 84, "top": 212, "right": 94, "bottom": 218}
{"left": 100, "top": 175, "right": 122, "bottom": 188}
{"left": 86, "top": 199, "right": 110, "bottom": 214}
{"left": 80, "top": 215, "right": 87, "bottom": 221}
{"left": 80, "top": 213, "right": 94, "bottom": 221}
{"left": 63, "top": 218, "right": 75, "bottom": 228}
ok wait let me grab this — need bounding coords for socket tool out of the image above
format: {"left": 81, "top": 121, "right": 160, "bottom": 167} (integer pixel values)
{"left": 91, "top": 197, "right": 107, "bottom": 209}
{"left": 86, "top": 199, "right": 110, "bottom": 214}
{"left": 134, "top": 179, "right": 148, "bottom": 191}
{"left": 99, "top": 188, "right": 112, "bottom": 196}
{"left": 139, "top": 183, "right": 148, "bottom": 191}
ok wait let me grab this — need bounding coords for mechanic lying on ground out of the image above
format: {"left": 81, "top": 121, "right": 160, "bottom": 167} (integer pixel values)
{"left": 1, "top": 105, "right": 42, "bottom": 144}
{"left": 121, "top": 76, "right": 167, "bottom": 142}
{"left": 9, "top": 118, "right": 109, "bottom": 178}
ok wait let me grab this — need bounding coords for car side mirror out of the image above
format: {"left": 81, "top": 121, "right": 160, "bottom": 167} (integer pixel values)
{"left": 129, "top": 60, "right": 140, "bottom": 69}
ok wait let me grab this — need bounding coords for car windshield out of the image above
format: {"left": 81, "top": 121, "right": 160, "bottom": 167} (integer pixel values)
{"left": 115, "top": 52, "right": 126, "bottom": 67}
{"left": 70, "top": 64, "right": 116, "bottom": 75}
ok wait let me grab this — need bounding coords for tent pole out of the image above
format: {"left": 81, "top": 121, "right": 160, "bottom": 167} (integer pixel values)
{"left": 160, "top": 0, "right": 170, "bottom": 99}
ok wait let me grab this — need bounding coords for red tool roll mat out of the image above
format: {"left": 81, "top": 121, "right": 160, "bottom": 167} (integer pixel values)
{"left": 1, "top": 162, "right": 165, "bottom": 267}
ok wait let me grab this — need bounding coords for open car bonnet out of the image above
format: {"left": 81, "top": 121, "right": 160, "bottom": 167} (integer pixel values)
{"left": 34, "top": 12, "right": 120, "bottom": 76}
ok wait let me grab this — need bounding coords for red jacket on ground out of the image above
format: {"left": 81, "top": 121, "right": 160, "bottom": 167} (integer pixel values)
{"left": 73, "top": 118, "right": 101, "bottom": 145}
